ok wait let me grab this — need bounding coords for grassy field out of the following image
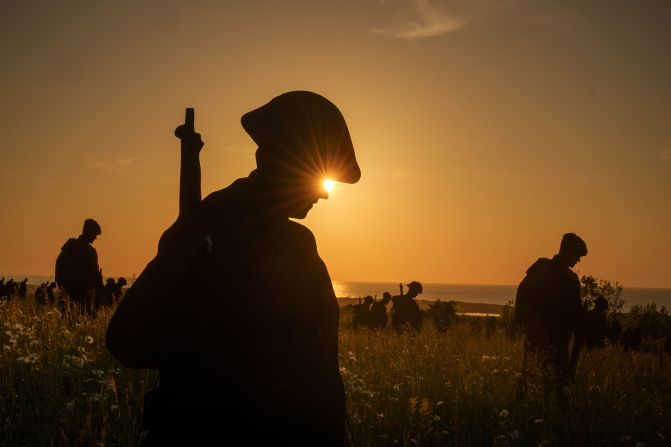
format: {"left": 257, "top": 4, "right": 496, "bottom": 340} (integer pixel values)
{"left": 1, "top": 297, "right": 669, "bottom": 446}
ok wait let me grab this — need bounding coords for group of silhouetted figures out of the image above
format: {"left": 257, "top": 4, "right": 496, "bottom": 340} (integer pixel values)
{"left": 0, "top": 278, "right": 27, "bottom": 300}
{"left": 352, "top": 281, "right": 424, "bottom": 332}
{"left": 13, "top": 92, "right": 671, "bottom": 445}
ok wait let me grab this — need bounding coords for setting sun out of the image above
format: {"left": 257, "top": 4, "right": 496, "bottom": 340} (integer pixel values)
{"left": 323, "top": 179, "right": 335, "bottom": 193}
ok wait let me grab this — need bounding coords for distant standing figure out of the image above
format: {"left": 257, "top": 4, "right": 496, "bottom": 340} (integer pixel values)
{"left": 114, "top": 277, "right": 127, "bottom": 302}
{"left": 34, "top": 282, "right": 49, "bottom": 305}
{"left": 392, "top": 281, "right": 424, "bottom": 332}
{"left": 98, "top": 278, "right": 117, "bottom": 307}
{"left": 353, "top": 296, "right": 374, "bottom": 330}
{"left": 18, "top": 279, "right": 28, "bottom": 299}
{"left": 582, "top": 297, "right": 609, "bottom": 348}
{"left": 1, "top": 279, "right": 16, "bottom": 300}
{"left": 55, "top": 219, "right": 104, "bottom": 311}
{"left": 46, "top": 282, "right": 57, "bottom": 305}
{"left": 514, "top": 233, "right": 587, "bottom": 392}
{"left": 369, "top": 292, "right": 392, "bottom": 329}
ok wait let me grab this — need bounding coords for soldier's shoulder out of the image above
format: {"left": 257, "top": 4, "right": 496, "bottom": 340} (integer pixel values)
{"left": 201, "top": 179, "right": 248, "bottom": 210}
{"left": 61, "top": 238, "right": 80, "bottom": 251}
{"left": 285, "top": 220, "right": 317, "bottom": 245}
{"left": 526, "top": 257, "right": 552, "bottom": 275}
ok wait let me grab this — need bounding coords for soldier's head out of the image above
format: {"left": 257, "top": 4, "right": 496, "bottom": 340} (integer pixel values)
{"left": 382, "top": 291, "right": 392, "bottom": 304}
{"left": 242, "top": 91, "right": 360, "bottom": 219}
{"left": 82, "top": 219, "right": 102, "bottom": 243}
{"left": 558, "top": 233, "right": 587, "bottom": 268}
{"left": 407, "top": 281, "right": 423, "bottom": 298}
{"left": 364, "top": 295, "right": 374, "bottom": 305}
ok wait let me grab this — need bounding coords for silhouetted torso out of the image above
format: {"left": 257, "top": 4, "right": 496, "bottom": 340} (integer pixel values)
{"left": 369, "top": 299, "right": 390, "bottom": 329}
{"left": 581, "top": 308, "right": 608, "bottom": 348}
{"left": 517, "top": 256, "right": 581, "bottom": 344}
{"left": 55, "top": 236, "right": 102, "bottom": 304}
{"left": 108, "top": 175, "right": 345, "bottom": 446}
{"left": 516, "top": 256, "right": 581, "bottom": 385}
{"left": 392, "top": 292, "right": 423, "bottom": 332}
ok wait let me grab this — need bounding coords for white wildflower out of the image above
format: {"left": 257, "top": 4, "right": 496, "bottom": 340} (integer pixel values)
{"left": 499, "top": 409, "right": 509, "bottom": 418}
{"left": 84, "top": 335, "right": 94, "bottom": 344}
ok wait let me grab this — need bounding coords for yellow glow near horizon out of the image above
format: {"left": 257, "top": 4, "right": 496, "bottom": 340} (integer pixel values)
{"left": 323, "top": 179, "right": 335, "bottom": 193}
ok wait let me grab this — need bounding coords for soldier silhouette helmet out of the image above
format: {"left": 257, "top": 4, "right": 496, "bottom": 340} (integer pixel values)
{"left": 83, "top": 219, "right": 102, "bottom": 238}
{"left": 242, "top": 91, "right": 361, "bottom": 184}
{"left": 407, "top": 281, "right": 423, "bottom": 295}
{"left": 560, "top": 233, "right": 587, "bottom": 257}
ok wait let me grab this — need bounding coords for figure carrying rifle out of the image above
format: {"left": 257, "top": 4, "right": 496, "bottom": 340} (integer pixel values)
{"left": 107, "top": 92, "right": 360, "bottom": 446}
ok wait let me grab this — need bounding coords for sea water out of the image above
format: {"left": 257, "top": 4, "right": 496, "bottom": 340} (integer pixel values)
{"left": 5, "top": 276, "right": 670, "bottom": 310}
{"left": 332, "top": 280, "right": 671, "bottom": 310}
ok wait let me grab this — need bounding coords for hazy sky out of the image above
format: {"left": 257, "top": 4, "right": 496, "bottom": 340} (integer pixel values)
{"left": 1, "top": 0, "right": 670, "bottom": 287}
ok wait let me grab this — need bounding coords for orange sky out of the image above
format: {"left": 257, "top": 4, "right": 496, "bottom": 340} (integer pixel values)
{"left": 1, "top": 1, "right": 670, "bottom": 287}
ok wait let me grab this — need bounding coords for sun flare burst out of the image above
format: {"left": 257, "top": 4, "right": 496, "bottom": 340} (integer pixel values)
{"left": 323, "top": 179, "right": 335, "bottom": 193}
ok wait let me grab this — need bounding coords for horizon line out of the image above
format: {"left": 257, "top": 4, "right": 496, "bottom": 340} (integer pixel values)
{"left": 2, "top": 273, "right": 670, "bottom": 290}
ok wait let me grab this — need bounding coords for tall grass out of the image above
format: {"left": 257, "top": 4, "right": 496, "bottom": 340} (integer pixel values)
{"left": 1, "top": 297, "right": 669, "bottom": 446}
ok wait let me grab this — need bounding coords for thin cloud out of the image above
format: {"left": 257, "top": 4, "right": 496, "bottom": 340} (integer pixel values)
{"left": 660, "top": 149, "right": 671, "bottom": 161}
{"left": 86, "top": 157, "right": 138, "bottom": 173}
{"left": 369, "top": 0, "right": 464, "bottom": 40}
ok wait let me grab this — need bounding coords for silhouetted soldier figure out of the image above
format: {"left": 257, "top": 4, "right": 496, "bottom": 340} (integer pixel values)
{"left": 392, "top": 281, "right": 424, "bottom": 332}
{"left": 2, "top": 279, "right": 16, "bottom": 299}
{"left": 114, "top": 277, "right": 127, "bottom": 302}
{"left": 97, "top": 278, "right": 117, "bottom": 307}
{"left": 0, "top": 278, "right": 9, "bottom": 300}
{"left": 369, "top": 292, "right": 392, "bottom": 329}
{"left": 18, "top": 279, "right": 27, "bottom": 299}
{"left": 46, "top": 282, "right": 57, "bottom": 305}
{"left": 353, "top": 296, "right": 374, "bottom": 330}
{"left": 106, "top": 92, "right": 360, "bottom": 446}
{"left": 515, "top": 233, "right": 587, "bottom": 394}
{"left": 582, "top": 297, "right": 609, "bottom": 348}
{"left": 34, "top": 282, "right": 49, "bottom": 305}
{"left": 55, "top": 219, "right": 104, "bottom": 312}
